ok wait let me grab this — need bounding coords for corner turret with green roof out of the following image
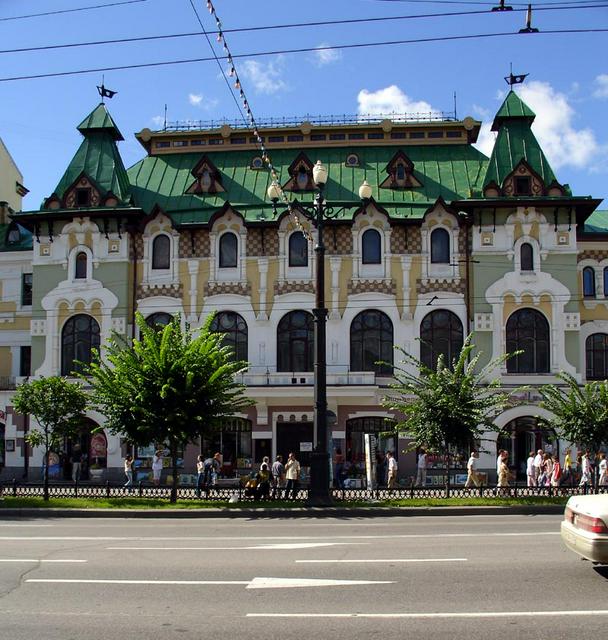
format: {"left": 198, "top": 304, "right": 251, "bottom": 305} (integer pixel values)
{"left": 42, "top": 102, "right": 132, "bottom": 209}
{"left": 480, "top": 90, "right": 568, "bottom": 198}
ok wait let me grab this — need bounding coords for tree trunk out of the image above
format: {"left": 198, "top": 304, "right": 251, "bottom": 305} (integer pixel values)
{"left": 43, "top": 430, "right": 50, "bottom": 502}
{"left": 170, "top": 441, "right": 179, "bottom": 504}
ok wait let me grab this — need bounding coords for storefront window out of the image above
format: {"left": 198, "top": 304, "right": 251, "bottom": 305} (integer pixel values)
{"left": 201, "top": 418, "right": 252, "bottom": 475}
{"left": 345, "top": 417, "right": 396, "bottom": 481}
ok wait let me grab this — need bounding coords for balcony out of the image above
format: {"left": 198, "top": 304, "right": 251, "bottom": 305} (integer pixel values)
{"left": 237, "top": 367, "right": 381, "bottom": 387}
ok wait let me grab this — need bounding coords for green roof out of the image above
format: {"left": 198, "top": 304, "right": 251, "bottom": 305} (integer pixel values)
{"left": 584, "top": 209, "right": 608, "bottom": 233}
{"left": 77, "top": 103, "right": 124, "bottom": 141}
{"left": 47, "top": 106, "right": 132, "bottom": 207}
{"left": 127, "top": 144, "right": 488, "bottom": 224}
{"left": 492, "top": 90, "right": 536, "bottom": 132}
{"left": 0, "top": 222, "right": 33, "bottom": 252}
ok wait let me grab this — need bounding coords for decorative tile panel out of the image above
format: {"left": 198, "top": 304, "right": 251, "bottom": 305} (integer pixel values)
{"left": 274, "top": 280, "right": 315, "bottom": 296}
{"left": 474, "top": 313, "right": 493, "bottom": 331}
{"left": 416, "top": 279, "right": 466, "bottom": 295}
{"left": 564, "top": 313, "right": 580, "bottom": 331}
{"left": 31, "top": 319, "right": 47, "bottom": 336}
{"left": 179, "top": 230, "right": 209, "bottom": 258}
{"left": 390, "top": 226, "right": 407, "bottom": 254}
{"left": 578, "top": 250, "right": 608, "bottom": 261}
{"left": 207, "top": 281, "right": 251, "bottom": 296}
{"left": 348, "top": 278, "right": 395, "bottom": 295}
{"left": 324, "top": 226, "right": 352, "bottom": 255}
{"left": 137, "top": 283, "right": 183, "bottom": 299}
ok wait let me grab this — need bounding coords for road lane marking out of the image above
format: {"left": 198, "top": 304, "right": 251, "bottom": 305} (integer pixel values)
{"left": 26, "top": 577, "right": 393, "bottom": 589}
{"left": 105, "top": 542, "right": 366, "bottom": 551}
{"left": 295, "top": 558, "right": 468, "bottom": 564}
{"left": 0, "top": 559, "right": 86, "bottom": 563}
{"left": 247, "top": 610, "right": 608, "bottom": 619}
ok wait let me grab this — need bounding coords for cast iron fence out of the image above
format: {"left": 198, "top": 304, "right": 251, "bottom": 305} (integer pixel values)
{"left": 1, "top": 479, "right": 606, "bottom": 502}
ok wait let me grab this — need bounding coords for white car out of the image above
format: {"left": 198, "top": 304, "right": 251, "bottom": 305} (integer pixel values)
{"left": 561, "top": 494, "right": 608, "bottom": 564}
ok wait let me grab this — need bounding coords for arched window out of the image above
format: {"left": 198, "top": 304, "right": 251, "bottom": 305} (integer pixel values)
{"left": 350, "top": 310, "right": 393, "bottom": 374}
{"left": 430, "top": 228, "right": 450, "bottom": 264}
{"left": 277, "top": 310, "right": 314, "bottom": 372}
{"left": 296, "top": 167, "right": 309, "bottom": 190}
{"left": 604, "top": 267, "right": 608, "bottom": 297}
{"left": 362, "top": 229, "right": 381, "bottom": 265}
{"left": 145, "top": 313, "right": 173, "bottom": 330}
{"left": 506, "top": 309, "right": 550, "bottom": 374}
{"left": 219, "top": 232, "right": 238, "bottom": 268}
{"left": 586, "top": 333, "right": 608, "bottom": 380}
{"left": 420, "top": 310, "right": 463, "bottom": 371}
{"left": 6, "top": 224, "right": 20, "bottom": 244}
{"left": 520, "top": 243, "right": 534, "bottom": 271}
{"left": 75, "top": 252, "right": 87, "bottom": 279}
{"left": 152, "top": 235, "right": 170, "bottom": 270}
{"left": 288, "top": 232, "right": 308, "bottom": 267}
{"left": 61, "top": 314, "right": 100, "bottom": 376}
{"left": 583, "top": 267, "right": 596, "bottom": 298}
{"left": 210, "top": 311, "right": 248, "bottom": 362}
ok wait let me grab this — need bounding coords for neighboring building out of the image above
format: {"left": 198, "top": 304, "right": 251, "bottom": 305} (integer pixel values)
{"left": 0, "top": 90, "right": 606, "bottom": 485}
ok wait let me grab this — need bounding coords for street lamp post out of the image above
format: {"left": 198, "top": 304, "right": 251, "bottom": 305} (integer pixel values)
{"left": 268, "top": 167, "right": 372, "bottom": 504}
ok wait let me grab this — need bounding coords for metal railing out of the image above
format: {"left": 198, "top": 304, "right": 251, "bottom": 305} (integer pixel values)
{"left": 1, "top": 480, "right": 605, "bottom": 502}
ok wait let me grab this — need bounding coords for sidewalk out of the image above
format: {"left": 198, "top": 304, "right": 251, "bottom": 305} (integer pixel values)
{"left": 0, "top": 504, "right": 565, "bottom": 519}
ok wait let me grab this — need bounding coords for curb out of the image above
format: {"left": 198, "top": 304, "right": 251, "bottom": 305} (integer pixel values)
{"left": 0, "top": 505, "right": 565, "bottom": 519}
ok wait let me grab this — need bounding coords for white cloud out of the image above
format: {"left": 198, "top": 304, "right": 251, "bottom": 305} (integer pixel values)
{"left": 187, "top": 93, "right": 218, "bottom": 110}
{"left": 150, "top": 115, "right": 164, "bottom": 127}
{"left": 474, "top": 122, "right": 495, "bottom": 158}
{"left": 189, "top": 93, "right": 203, "bottom": 106}
{"left": 593, "top": 74, "right": 608, "bottom": 99}
{"left": 472, "top": 104, "right": 490, "bottom": 120}
{"left": 312, "top": 44, "right": 342, "bottom": 67}
{"left": 240, "top": 57, "right": 287, "bottom": 95}
{"left": 357, "top": 85, "right": 441, "bottom": 118}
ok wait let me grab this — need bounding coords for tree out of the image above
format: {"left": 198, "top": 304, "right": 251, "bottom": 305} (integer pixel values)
{"left": 12, "top": 377, "right": 88, "bottom": 501}
{"left": 539, "top": 372, "right": 608, "bottom": 485}
{"left": 84, "top": 312, "right": 252, "bottom": 502}
{"left": 382, "top": 335, "right": 518, "bottom": 482}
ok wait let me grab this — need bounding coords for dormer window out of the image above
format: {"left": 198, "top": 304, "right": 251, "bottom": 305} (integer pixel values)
{"left": 185, "top": 156, "right": 225, "bottom": 194}
{"left": 297, "top": 167, "right": 309, "bottom": 191}
{"left": 75, "top": 252, "right": 87, "bottom": 279}
{"left": 514, "top": 176, "right": 531, "bottom": 196}
{"left": 380, "top": 151, "right": 422, "bottom": 190}
{"left": 76, "top": 188, "right": 91, "bottom": 207}
{"left": 282, "top": 152, "right": 314, "bottom": 192}
{"left": 7, "top": 224, "right": 20, "bottom": 244}
{"left": 500, "top": 160, "right": 548, "bottom": 198}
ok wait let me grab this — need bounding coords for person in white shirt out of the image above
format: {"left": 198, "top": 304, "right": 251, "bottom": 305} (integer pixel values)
{"left": 386, "top": 452, "right": 398, "bottom": 489}
{"left": 533, "top": 449, "right": 544, "bottom": 483}
{"left": 496, "top": 449, "right": 506, "bottom": 480}
{"left": 465, "top": 450, "right": 480, "bottom": 488}
{"left": 579, "top": 450, "right": 593, "bottom": 487}
{"left": 526, "top": 451, "right": 536, "bottom": 487}
{"left": 415, "top": 450, "right": 427, "bottom": 487}
{"left": 151, "top": 450, "right": 163, "bottom": 486}
{"left": 598, "top": 452, "right": 607, "bottom": 486}
{"left": 284, "top": 452, "right": 301, "bottom": 500}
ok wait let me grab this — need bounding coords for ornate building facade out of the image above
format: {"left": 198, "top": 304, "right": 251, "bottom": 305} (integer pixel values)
{"left": 0, "top": 90, "right": 606, "bottom": 485}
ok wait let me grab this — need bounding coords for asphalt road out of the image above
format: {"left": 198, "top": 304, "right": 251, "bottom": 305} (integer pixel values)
{"left": 0, "top": 513, "right": 606, "bottom": 640}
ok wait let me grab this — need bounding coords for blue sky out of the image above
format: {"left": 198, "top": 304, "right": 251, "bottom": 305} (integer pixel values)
{"left": 1, "top": 0, "right": 606, "bottom": 210}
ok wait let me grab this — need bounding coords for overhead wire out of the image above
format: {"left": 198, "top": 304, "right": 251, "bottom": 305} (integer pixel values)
{"left": 0, "top": 0, "right": 147, "bottom": 22}
{"left": 1, "top": 26, "right": 606, "bottom": 83}
{"left": 1, "top": 4, "right": 607, "bottom": 55}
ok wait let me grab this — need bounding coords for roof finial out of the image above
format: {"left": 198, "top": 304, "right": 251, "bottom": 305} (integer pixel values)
{"left": 97, "top": 75, "right": 117, "bottom": 103}
{"left": 505, "top": 63, "right": 528, "bottom": 87}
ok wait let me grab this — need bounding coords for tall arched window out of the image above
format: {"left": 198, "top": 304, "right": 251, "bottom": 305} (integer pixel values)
{"left": 583, "top": 267, "right": 596, "bottom": 298}
{"left": 430, "top": 228, "right": 450, "bottom": 264}
{"left": 362, "top": 229, "right": 381, "bottom": 264}
{"left": 61, "top": 314, "right": 100, "bottom": 376}
{"left": 152, "top": 235, "right": 170, "bottom": 270}
{"left": 288, "top": 232, "right": 308, "bottom": 267}
{"left": 604, "top": 267, "right": 608, "bottom": 297}
{"left": 420, "top": 310, "right": 463, "bottom": 371}
{"left": 210, "top": 311, "right": 248, "bottom": 362}
{"left": 219, "top": 232, "right": 238, "bottom": 268}
{"left": 586, "top": 333, "right": 608, "bottom": 380}
{"left": 506, "top": 309, "right": 550, "bottom": 374}
{"left": 277, "top": 310, "right": 314, "bottom": 372}
{"left": 520, "top": 243, "right": 534, "bottom": 271}
{"left": 350, "top": 310, "right": 393, "bottom": 374}
{"left": 75, "top": 252, "right": 87, "bottom": 279}
{"left": 145, "top": 312, "right": 173, "bottom": 330}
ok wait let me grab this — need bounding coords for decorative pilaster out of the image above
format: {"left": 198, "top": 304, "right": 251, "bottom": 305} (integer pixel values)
{"left": 329, "top": 256, "right": 341, "bottom": 320}
{"left": 187, "top": 259, "right": 199, "bottom": 322}
{"left": 258, "top": 258, "right": 269, "bottom": 320}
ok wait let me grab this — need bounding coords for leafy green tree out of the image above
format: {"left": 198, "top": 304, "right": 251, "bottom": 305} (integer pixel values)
{"left": 84, "top": 312, "right": 252, "bottom": 502}
{"left": 12, "top": 377, "right": 88, "bottom": 500}
{"left": 539, "top": 372, "right": 608, "bottom": 484}
{"left": 382, "top": 335, "right": 518, "bottom": 482}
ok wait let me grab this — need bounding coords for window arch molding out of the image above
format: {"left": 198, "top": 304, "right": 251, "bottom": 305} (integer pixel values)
{"left": 505, "top": 308, "right": 550, "bottom": 374}
{"left": 142, "top": 214, "right": 180, "bottom": 286}
{"left": 61, "top": 313, "right": 100, "bottom": 376}
{"left": 351, "top": 209, "right": 391, "bottom": 280}
{"left": 218, "top": 231, "right": 238, "bottom": 269}
{"left": 288, "top": 230, "right": 309, "bottom": 268}
{"left": 350, "top": 309, "right": 393, "bottom": 374}
{"left": 430, "top": 228, "right": 450, "bottom": 264}
{"left": 361, "top": 229, "right": 382, "bottom": 265}
{"left": 513, "top": 236, "right": 541, "bottom": 273}
{"left": 67, "top": 245, "right": 94, "bottom": 282}
{"left": 209, "top": 212, "right": 247, "bottom": 283}
{"left": 420, "top": 207, "right": 459, "bottom": 281}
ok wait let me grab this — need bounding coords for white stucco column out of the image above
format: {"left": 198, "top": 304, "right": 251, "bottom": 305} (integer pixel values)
{"left": 187, "top": 259, "right": 199, "bottom": 322}
{"left": 400, "top": 255, "right": 413, "bottom": 320}
{"left": 258, "top": 258, "right": 269, "bottom": 320}
{"left": 329, "top": 256, "right": 341, "bottom": 320}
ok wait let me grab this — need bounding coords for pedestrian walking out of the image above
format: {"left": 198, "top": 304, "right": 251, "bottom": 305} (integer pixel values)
{"left": 562, "top": 448, "right": 572, "bottom": 486}
{"left": 255, "top": 463, "right": 271, "bottom": 500}
{"left": 526, "top": 451, "right": 536, "bottom": 487}
{"left": 598, "top": 452, "right": 607, "bottom": 486}
{"left": 284, "top": 452, "right": 301, "bottom": 500}
{"left": 465, "top": 450, "right": 481, "bottom": 488}
{"left": 580, "top": 450, "right": 593, "bottom": 488}
{"left": 415, "top": 449, "right": 427, "bottom": 487}
{"left": 152, "top": 449, "right": 163, "bottom": 486}
{"left": 539, "top": 453, "right": 553, "bottom": 487}
{"left": 196, "top": 454, "right": 205, "bottom": 498}
{"left": 71, "top": 445, "right": 82, "bottom": 483}
{"left": 260, "top": 456, "right": 270, "bottom": 472}
{"left": 334, "top": 448, "right": 345, "bottom": 489}
{"left": 124, "top": 454, "right": 134, "bottom": 488}
{"left": 203, "top": 452, "right": 222, "bottom": 488}
{"left": 533, "top": 449, "right": 544, "bottom": 484}
{"left": 496, "top": 449, "right": 506, "bottom": 481}
{"left": 550, "top": 454, "right": 562, "bottom": 487}
{"left": 497, "top": 452, "right": 511, "bottom": 495}
{"left": 271, "top": 455, "right": 285, "bottom": 499}
{"left": 386, "top": 452, "right": 398, "bottom": 489}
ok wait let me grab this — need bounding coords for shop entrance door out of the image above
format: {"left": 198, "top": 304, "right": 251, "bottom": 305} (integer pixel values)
{"left": 276, "top": 422, "right": 314, "bottom": 466}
